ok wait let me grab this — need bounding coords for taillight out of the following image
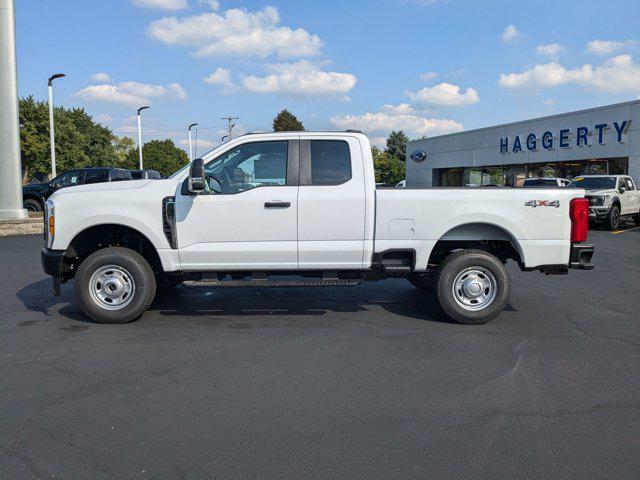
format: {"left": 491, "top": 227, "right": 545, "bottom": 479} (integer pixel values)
{"left": 570, "top": 197, "right": 589, "bottom": 243}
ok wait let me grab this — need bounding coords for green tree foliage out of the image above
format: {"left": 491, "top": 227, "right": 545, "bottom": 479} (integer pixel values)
{"left": 19, "top": 96, "right": 117, "bottom": 181}
{"left": 272, "top": 109, "right": 304, "bottom": 131}
{"left": 125, "top": 139, "right": 189, "bottom": 177}
{"left": 385, "top": 130, "right": 409, "bottom": 163}
{"left": 112, "top": 135, "right": 136, "bottom": 169}
{"left": 372, "top": 145, "right": 405, "bottom": 185}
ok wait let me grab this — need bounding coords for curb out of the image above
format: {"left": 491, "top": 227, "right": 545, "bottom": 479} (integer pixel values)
{"left": 0, "top": 214, "right": 44, "bottom": 236}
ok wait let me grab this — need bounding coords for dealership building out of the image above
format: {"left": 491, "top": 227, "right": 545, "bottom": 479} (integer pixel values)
{"left": 405, "top": 100, "right": 640, "bottom": 187}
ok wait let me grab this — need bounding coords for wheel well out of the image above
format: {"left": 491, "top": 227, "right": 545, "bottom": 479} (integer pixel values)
{"left": 428, "top": 223, "right": 523, "bottom": 268}
{"left": 62, "top": 224, "right": 162, "bottom": 279}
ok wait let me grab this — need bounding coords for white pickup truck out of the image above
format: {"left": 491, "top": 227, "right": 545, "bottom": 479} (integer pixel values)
{"left": 41, "top": 131, "right": 594, "bottom": 325}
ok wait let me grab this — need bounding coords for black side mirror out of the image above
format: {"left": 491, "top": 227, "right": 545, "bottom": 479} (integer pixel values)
{"left": 188, "top": 158, "right": 206, "bottom": 194}
{"left": 619, "top": 185, "right": 626, "bottom": 194}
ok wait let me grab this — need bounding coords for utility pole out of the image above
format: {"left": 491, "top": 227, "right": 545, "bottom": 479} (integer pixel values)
{"left": 136, "top": 106, "right": 149, "bottom": 169}
{"left": 188, "top": 123, "right": 197, "bottom": 161}
{"left": 47, "top": 73, "right": 65, "bottom": 178}
{"left": 221, "top": 116, "right": 238, "bottom": 142}
{"left": 0, "top": 0, "right": 27, "bottom": 219}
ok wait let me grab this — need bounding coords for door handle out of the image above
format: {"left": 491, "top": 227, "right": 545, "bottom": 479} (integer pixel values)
{"left": 264, "top": 201, "right": 291, "bottom": 208}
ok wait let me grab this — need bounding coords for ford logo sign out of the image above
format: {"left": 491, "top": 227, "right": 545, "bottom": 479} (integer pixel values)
{"left": 410, "top": 150, "right": 427, "bottom": 162}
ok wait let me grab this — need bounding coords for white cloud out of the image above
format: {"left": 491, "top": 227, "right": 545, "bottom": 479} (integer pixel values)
{"left": 330, "top": 105, "right": 464, "bottom": 140}
{"left": 132, "top": 0, "right": 187, "bottom": 10}
{"left": 95, "top": 113, "right": 113, "bottom": 123}
{"left": 180, "top": 138, "right": 217, "bottom": 150}
{"left": 536, "top": 43, "right": 565, "bottom": 58}
{"left": 419, "top": 71, "right": 438, "bottom": 81}
{"left": 75, "top": 80, "right": 188, "bottom": 106}
{"left": 241, "top": 60, "right": 357, "bottom": 98}
{"left": 543, "top": 98, "right": 556, "bottom": 106}
{"left": 499, "top": 55, "right": 640, "bottom": 92}
{"left": 203, "top": 67, "right": 237, "bottom": 93}
{"left": 90, "top": 72, "right": 112, "bottom": 83}
{"left": 587, "top": 39, "right": 635, "bottom": 55}
{"left": 501, "top": 24, "right": 520, "bottom": 43}
{"left": 380, "top": 103, "right": 414, "bottom": 115}
{"left": 147, "top": 6, "right": 323, "bottom": 59}
{"left": 406, "top": 82, "right": 479, "bottom": 106}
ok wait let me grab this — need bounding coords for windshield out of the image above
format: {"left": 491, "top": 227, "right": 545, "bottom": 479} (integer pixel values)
{"left": 568, "top": 176, "right": 617, "bottom": 189}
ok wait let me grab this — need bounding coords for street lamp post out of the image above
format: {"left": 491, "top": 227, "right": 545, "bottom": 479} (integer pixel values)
{"left": 47, "top": 73, "right": 65, "bottom": 178}
{"left": 188, "top": 123, "right": 198, "bottom": 161}
{"left": 136, "top": 106, "right": 149, "bottom": 170}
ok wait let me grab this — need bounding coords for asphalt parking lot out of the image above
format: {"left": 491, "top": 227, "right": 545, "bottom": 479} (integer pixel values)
{"left": 1, "top": 226, "right": 639, "bottom": 479}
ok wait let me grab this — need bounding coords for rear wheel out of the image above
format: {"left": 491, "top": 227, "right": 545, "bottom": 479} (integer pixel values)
{"left": 75, "top": 247, "right": 156, "bottom": 324}
{"left": 23, "top": 199, "right": 42, "bottom": 212}
{"left": 605, "top": 205, "right": 620, "bottom": 231}
{"left": 436, "top": 249, "right": 510, "bottom": 325}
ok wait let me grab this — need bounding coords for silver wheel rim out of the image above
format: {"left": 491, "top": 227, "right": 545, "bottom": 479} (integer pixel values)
{"left": 88, "top": 264, "right": 136, "bottom": 310}
{"left": 452, "top": 266, "right": 497, "bottom": 311}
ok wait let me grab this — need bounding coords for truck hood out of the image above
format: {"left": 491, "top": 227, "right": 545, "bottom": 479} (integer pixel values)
{"left": 51, "top": 180, "right": 152, "bottom": 196}
{"left": 585, "top": 189, "right": 616, "bottom": 196}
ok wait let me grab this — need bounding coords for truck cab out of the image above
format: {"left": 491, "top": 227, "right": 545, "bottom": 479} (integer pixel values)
{"left": 41, "top": 132, "right": 594, "bottom": 326}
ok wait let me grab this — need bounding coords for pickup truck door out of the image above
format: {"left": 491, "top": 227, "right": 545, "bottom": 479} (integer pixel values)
{"left": 621, "top": 177, "right": 639, "bottom": 214}
{"left": 297, "top": 137, "right": 367, "bottom": 269}
{"left": 174, "top": 139, "right": 300, "bottom": 270}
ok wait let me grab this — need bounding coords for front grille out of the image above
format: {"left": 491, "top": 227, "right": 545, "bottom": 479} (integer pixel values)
{"left": 162, "top": 196, "right": 177, "bottom": 249}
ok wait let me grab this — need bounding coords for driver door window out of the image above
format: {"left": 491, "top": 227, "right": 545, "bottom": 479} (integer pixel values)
{"left": 205, "top": 141, "right": 288, "bottom": 194}
{"left": 53, "top": 170, "right": 81, "bottom": 188}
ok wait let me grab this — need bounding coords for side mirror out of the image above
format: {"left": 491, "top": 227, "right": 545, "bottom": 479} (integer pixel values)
{"left": 233, "top": 167, "right": 245, "bottom": 183}
{"left": 208, "top": 176, "right": 222, "bottom": 193}
{"left": 188, "top": 158, "right": 206, "bottom": 194}
{"left": 619, "top": 185, "right": 626, "bottom": 194}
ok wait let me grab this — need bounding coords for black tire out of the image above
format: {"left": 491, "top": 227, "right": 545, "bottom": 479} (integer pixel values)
{"left": 634, "top": 213, "right": 640, "bottom": 227}
{"left": 605, "top": 205, "right": 620, "bottom": 231}
{"left": 23, "top": 199, "right": 42, "bottom": 212}
{"left": 436, "top": 249, "right": 510, "bottom": 325}
{"left": 74, "top": 247, "right": 156, "bottom": 324}
{"left": 407, "top": 272, "right": 433, "bottom": 290}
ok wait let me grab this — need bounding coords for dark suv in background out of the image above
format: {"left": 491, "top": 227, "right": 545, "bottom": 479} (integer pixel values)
{"left": 130, "top": 169, "right": 162, "bottom": 180}
{"left": 22, "top": 167, "right": 132, "bottom": 212}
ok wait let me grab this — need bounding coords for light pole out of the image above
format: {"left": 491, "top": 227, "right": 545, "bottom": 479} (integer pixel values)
{"left": 137, "top": 106, "right": 149, "bottom": 170}
{"left": 47, "top": 73, "right": 65, "bottom": 178}
{"left": 188, "top": 123, "right": 198, "bottom": 161}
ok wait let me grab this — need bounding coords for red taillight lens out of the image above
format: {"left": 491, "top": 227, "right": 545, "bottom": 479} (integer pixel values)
{"left": 570, "top": 197, "right": 589, "bottom": 243}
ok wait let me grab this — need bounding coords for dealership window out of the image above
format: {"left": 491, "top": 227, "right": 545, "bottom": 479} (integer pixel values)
{"left": 439, "top": 168, "right": 463, "bottom": 186}
{"left": 482, "top": 166, "right": 505, "bottom": 186}
{"left": 504, "top": 164, "right": 526, "bottom": 187}
{"left": 463, "top": 167, "right": 483, "bottom": 186}
{"left": 557, "top": 161, "right": 587, "bottom": 180}
{"left": 587, "top": 159, "right": 608, "bottom": 175}
{"left": 528, "top": 162, "right": 556, "bottom": 178}
{"left": 608, "top": 158, "right": 628, "bottom": 175}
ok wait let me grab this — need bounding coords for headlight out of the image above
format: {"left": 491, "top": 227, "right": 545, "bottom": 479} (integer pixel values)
{"left": 588, "top": 195, "right": 609, "bottom": 207}
{"left": 45, "top": 200, "right": 55, "bottom": 248}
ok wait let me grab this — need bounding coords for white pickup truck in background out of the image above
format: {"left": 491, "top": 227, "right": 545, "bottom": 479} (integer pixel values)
{"left": 569, "top": 175, "right": 640, "bottom": 230}
{"left": 41, "top": 131, "right": 594, "bottom": 325}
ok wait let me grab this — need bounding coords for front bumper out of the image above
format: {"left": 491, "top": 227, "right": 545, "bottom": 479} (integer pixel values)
{"left": 569, "top": 244, "right": 595, "bottom": 270}
{"left": 41, "top": 248, "right": 66, "bottom": 295}
{"left": 588, "top": 207, "right": 610, "bottom": 219}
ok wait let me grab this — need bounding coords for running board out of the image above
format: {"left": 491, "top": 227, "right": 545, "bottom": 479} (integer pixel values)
{"left": 183, "top": 278, "right": 361, "bottom": 288}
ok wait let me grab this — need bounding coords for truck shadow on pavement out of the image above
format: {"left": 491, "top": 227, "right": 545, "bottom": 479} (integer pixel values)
{"left": 14, "top": 278, "right": 491, "bottom": 326}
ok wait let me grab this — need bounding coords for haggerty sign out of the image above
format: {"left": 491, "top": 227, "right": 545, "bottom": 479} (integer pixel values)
{"left": 500, "top": 120, "right": 630, "bottom": 154}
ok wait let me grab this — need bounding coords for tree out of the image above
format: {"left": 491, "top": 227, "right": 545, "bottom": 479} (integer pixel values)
{"left": 112, "top": 136, "right": 136, "bottom": 169}
{"left": 372, "top": 145, "right": 405, "bottom": 185}
{"left": 385, "top": 130, "right": 409, "bottom": 163}
{"left": 125, "top": 139, "right": 188, "bottom": 177}
{"left": 272, "top": 109, "right": 304, "bottom": 131}
{"left": 19, "top": 96, "right": 117, "bottom": 181}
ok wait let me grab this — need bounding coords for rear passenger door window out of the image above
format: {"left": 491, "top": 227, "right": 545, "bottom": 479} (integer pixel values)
{"left": 309, "top": 140, "right": 351, "bottom": 185}
{"left": 84, "top": 170, "right": 108, "bottom": 184}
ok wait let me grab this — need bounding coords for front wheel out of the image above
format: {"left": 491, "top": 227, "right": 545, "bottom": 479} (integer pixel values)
{"left": 75, "top": 247, "right": 156, "bottom": 324}
{"left": 605, "top": 205, "right": 620, "bottom": 231}
{"left": 436, "top": 249, "right": 510, "bottom": 325}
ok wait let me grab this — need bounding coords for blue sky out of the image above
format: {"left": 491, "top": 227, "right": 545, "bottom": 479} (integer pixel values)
{"left": 16, "top": 0, "right": 640, "bottom": 151}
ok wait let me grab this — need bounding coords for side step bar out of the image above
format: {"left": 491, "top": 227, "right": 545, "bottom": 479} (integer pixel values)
{"left": 183, "top": 278, "right": 360, "bottom": 288}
